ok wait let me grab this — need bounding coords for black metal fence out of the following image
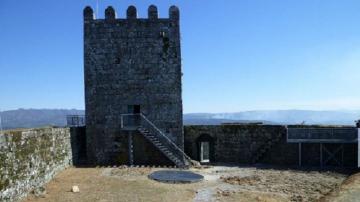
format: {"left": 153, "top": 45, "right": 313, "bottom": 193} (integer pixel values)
{"left": 66, "top": 115, "right": 85, "bottom": 127}
{"left": 287, "top": 127, "right": 357, "bottom": 143}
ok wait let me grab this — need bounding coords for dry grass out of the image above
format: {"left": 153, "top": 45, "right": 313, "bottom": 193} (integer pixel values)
{"left": 220, "top": 175, "right": 261, "bottom": 185}
{"left": 320, "top": 172, "right": 360, "bottom": 202}
{"left": 24, "top": 167, "right": 199, "bottom": 202}
{"left": 23, "top": 166, "right": 351, "bottom": 202}
{"left": 217, "top": 190, "right": 289, "bottom": 202}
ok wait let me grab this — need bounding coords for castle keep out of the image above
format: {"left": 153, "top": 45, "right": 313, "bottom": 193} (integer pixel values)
{"left": 82, "top": 5, "right": 359, "bottom": 168}
{"left": 1, "top": 4, "right": 360, "bottom": 202}
{"left": 84, "top": 5, "right": 186, "bottom": 166}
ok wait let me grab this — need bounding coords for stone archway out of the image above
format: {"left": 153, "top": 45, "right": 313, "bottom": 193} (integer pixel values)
{"left": 196, "top": 134, "right": 215, "bottom": 163}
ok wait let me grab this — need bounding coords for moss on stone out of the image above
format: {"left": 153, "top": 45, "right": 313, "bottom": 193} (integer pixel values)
{"left": 0, "top": 178, "right": 10, "bottom": 191}
{"left": 0, "top": 127, "right": 72, "bottom": 201}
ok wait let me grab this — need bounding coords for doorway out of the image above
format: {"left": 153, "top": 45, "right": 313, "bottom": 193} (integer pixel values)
{"left": 128, "top": 105, "right": 141, "bottom": 114}
{"left": 127, "top": 105, "right": 141, "bottom": 127}
{"left": 200, "top": 141, "right": 210, "bottom": 163}
{"left": 196, "top": 134, "right": 214, "bottom": 163}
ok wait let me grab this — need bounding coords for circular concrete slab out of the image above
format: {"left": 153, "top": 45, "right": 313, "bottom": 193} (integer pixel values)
{"left": 148, "top": 170, "right": 204, "bottom": 184}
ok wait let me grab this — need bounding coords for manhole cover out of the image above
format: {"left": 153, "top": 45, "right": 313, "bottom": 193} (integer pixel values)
{"left": 148, "top": 170, "right": 204, "bottom": 184}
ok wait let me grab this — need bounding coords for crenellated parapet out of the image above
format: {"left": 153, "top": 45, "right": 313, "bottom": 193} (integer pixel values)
{"left": 105, "top": 6, "right": 116, "bottom": 20}
{"left": 83, "top": 4, "right": 183, "bottom": 165}
{"left": 126, "top": 5, "right": 137, "bottom": 19}
{"left": 83, "top": 5, "right": 179, "bottom": 21}
{"left": 169, "top": 5, "right": 180, "bottom": 21}
{"left": 148, "top": 5, "right": 158, "bottom": 19}
{"left": 83, "top": 6, "right": 95, "bottom": 21}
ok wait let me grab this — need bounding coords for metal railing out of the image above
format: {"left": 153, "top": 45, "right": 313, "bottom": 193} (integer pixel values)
{"left": 120, "top": 113, "right": 140, "bottom": 129}
{"left": 139, "top": 113, "right": 193, "bottom": 165}
{"left": 120, "top": 113, "right": 193, "bottom": 166}
{"left": 66, "top": 115, "right": 85, "bottom": 127}
{"left": 356, "top": 120, "right": 360, "bottom": 128}
{"left": 287, "top": 127, "right": 358, "bottom": 143}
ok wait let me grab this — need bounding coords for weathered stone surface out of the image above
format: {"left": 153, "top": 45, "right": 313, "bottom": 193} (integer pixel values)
{"left": 32, "top": 186, "right": 46, "bottom": 198}
{"left": 184, "top": 125, "right": 357, "bottom": 167}
{"left": 0, "top": 127, "right": 73, "bottom": 202}
{"left": 84, "top": 6, "right": 183, "bottom": 165}
{"left": 70, "top": 127, "right": 87, "bottom": 166}
{"left": 184, "top": 125, "right": 288, "bottom": 164}
{"left": 132, "top": 132, "right": 174, "bottom": 166}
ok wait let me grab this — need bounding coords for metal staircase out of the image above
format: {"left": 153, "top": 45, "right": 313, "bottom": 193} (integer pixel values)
{"left": 121, "top": 113, "right": 193, "bottom": 168}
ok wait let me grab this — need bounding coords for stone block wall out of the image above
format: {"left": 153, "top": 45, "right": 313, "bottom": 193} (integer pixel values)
{"left": 184, "top": 125, "right": 358, "bottom": 167}
{"left": 84, "top": 5, "right": 183, "bottom": 165}
{"left": 132, "top": 132, "right": 173, "bottom": 166}
{"left": 0, "top": 127, "right": 73, "bottom": 202}
{"left": 184, "top": 125, "right": 293, "bottom": 164}
{"left": 70, "top": 127, "right": 87, "bottom": 166}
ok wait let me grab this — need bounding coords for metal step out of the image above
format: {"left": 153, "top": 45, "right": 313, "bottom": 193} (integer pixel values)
{"left": 138, "top": 130, "right": 184, "bottom": 167}
{"left": 137, "top": 122, "right": 191, "bottom": 168}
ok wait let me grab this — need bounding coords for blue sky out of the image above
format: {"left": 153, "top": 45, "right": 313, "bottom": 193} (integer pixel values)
{"left": 1, "top": 0, "right": 360, "bottom": 113}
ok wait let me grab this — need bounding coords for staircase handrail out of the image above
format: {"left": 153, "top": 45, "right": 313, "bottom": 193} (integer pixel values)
{"left": 120, "top": 113, "right": 140, "bottom": 128}
{"left": 139, "top": 113, "right": 193, "bottom": 163}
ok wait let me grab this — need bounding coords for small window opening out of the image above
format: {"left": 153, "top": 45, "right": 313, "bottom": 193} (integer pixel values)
{"left": 114, "top": 57, "right": 121, "bottom": 64}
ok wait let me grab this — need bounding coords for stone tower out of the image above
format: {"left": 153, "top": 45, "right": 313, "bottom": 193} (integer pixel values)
{"left": 84, "top": 5, "right": 184, "bottom": 165}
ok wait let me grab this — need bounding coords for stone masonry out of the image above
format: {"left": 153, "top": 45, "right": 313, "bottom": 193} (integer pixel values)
{"left": 184, "top": 125, "right": 294, "bottom": 164}
{"left": 0, "top": 127, "right": 73, "bottom": 202}
{"left": 84, "top": 5, "right": 183, "bottom": 165}
{"left": 184, "top": 125, "right": 358, "bottom": 167}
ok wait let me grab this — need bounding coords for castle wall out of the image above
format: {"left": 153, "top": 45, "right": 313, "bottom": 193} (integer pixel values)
{"left": 84, "top": 6, "right": 183, "bottom": 165}
{"left": 132, "top": 132, "right": 174, "bottom": 166}
{"left": 70, "top": 126, "right": 87, "bottom": 166}
{"left": 184, "top": 125, "right": 358, "bottom": 167}
{"left": 0, "top": 127, "right": 73, "bottom": 202}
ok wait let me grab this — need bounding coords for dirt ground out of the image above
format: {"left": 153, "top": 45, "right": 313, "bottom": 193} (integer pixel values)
{"left": 23, "top": 166, "right": 351, "bottom": 202}
{"left": 320, "top": 172, "right": 360, "bottom": 202}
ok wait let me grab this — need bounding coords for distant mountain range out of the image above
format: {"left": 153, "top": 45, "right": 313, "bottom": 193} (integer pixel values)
{"left": 1, "top": 109, "right": 359, "bottom": 130}
{"left": 184, "top": 110, "right": 360, "bottom": 126}
{"left": 1, "top": 109, "right": 84, "bottom": 130}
